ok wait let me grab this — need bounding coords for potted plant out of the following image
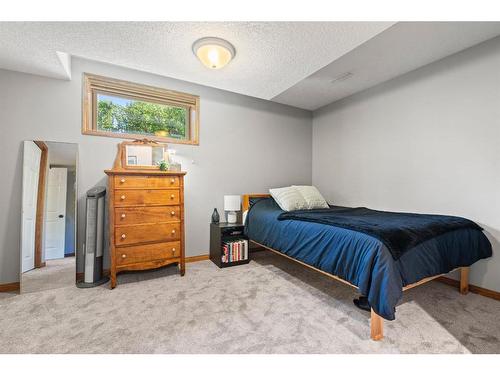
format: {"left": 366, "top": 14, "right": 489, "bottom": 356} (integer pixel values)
{"left": 158, "top": 159, "right": 169, "bottom": 171}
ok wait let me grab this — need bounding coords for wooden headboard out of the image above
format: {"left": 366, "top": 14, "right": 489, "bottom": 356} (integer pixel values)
{"left": 242, "top": 194, "right": 271, "bottom": 212}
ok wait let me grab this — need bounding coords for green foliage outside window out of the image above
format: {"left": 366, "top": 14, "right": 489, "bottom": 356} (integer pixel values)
{"left": 97, "top": 94, "right": 188, "bottom": 139}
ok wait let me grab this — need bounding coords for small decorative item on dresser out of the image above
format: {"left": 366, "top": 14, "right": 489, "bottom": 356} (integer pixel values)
{"left": 210, "top": 222, "right": 250, "bottom": 268}
{"left": 211, "top": 208, "right": 220, "bottom": 224}
{"left": 167, "top": 149, "right": 181, "bottom": 171}
{"left": 158, "top": 160, "right": 169, "bottom": 171}
{"left": 168, "top": 162, "right": 181, "bottom": 172}
{"left": 224, "top": 195, "right": 241, "bottom": 224}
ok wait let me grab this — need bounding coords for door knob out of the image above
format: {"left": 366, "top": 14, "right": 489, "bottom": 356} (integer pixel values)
{"left": 121, "top": 234, "right": 126, "bottom": 239}
{"left": 171, "top": 229, "right": 176, "bottom": 234}
{"left": 121, "top": 214, "right": 126, "bottom": 218}
{"left": 170, "top": 194, "right": 175, "bottom": 199}
{"left": 172, "top": 248, "right": 176, "bottom": 253}
{"left": 58, "top": 214, "right": 64, "bottom": 218}
{"left": 171, "top": 211, "right": 175, "bottom": 216}
{"left": 170, "top": 178, "right": 175, "bottom": 184}
{"left": 121, "top": 195, "right": 126, "bottom": 200}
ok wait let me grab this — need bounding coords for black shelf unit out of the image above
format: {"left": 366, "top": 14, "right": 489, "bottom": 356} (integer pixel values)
{"left": 210, "top": 222, "right": 250, "bottom": 268}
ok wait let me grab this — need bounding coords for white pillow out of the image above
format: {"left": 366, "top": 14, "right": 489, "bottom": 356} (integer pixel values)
{"left": 292, "top": 185, "right": 329, "bottom": 209}
{"left": 269, "top": 186, "right": 308, "bottom": 211}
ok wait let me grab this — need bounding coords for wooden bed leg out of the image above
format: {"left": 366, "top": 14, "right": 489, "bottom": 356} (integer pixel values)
{"left": 370, "top": 309, "right": 384, "bottom": 341}
{"left": 460, "top": 267, "right": 469, "bottom": 295}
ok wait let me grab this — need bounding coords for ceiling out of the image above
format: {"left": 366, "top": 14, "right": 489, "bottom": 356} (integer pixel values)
{"left": 273, "top": 22, "right": 500, "bottom": 110}
{"left": 0, "top": 22, "right": 393, "bottom": 99}
{"left": 1, "top": 22, "right": 500, "bottom": 111}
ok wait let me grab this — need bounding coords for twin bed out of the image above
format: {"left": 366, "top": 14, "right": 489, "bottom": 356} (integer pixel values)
{"left": 242, "top": 194, "right": 492, "bottom": 341}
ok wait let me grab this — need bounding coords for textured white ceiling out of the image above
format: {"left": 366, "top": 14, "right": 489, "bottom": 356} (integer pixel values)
{"left": 0, "top": 22, "right": 393, "bottom": 100}
{"left": 2, "top": 22, "right": 499, "bottom": 110}
{"left": 273, "top": 22, "right": 500, "bottom": 110}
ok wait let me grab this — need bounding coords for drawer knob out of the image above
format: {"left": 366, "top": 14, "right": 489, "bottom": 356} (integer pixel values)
{"left": 120, "top": 195, "right": 126, "bottom": 200}
{"left": 170, "top": 194, "right": 175, "bottom": 199}
{"left": 121, "top": 254, "right": 127, "bottom": 258}
{"left": 172, "top": 248, "right": 176, "bottom": 253}
{"left": 120, "top": 178, "right": 125, "bottom": 183}
{"left": 170, "top": 211, "right": 175, "bottom": 216}
{"left": 121, "top": 214, "right": 126, "bottom": 219}
{"left": 170, "top": 178, "right": 175, "bottom": 184}
{"left": 171, "top": 229, "right": 176, "bottom": 234}
{"left": 121, "top": 234, "right": 126, "bottom": 239}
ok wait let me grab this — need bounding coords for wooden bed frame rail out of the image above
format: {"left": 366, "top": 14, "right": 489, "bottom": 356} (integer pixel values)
{"left": 242, "top": 194, "right": 470, "bottom": 341}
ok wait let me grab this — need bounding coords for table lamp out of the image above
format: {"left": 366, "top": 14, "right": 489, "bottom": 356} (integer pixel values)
{"left": 224, "top": 195, "right": 241, "bottom": 224}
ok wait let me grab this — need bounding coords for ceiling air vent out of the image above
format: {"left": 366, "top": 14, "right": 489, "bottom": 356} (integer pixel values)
{"left": 330, "top": 72, "right": 353, "bottom": 84}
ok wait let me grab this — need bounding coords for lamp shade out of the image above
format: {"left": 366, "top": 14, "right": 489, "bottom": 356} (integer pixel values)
{"left": 192, "top": 37, "right": 236, "bottom": 70}
{"left": 224, "top": 195, "right": 241, "bottom": 211}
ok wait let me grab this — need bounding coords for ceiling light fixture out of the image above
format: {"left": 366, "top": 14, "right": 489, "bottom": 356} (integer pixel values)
{"left": 192, "top": 37, "right": 236, "bottom": 70}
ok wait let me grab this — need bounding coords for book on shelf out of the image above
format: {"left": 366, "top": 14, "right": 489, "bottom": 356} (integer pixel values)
{"left": 221, "top": 239, "right": 248, "bottom": 263}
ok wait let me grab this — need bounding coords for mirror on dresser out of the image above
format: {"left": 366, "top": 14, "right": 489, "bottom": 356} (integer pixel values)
{"left": 122, "top": 140, "right": 168, "bottom": 169}
{"left": 105, "top": 140, "right": 186, "bottom": 289}
{"left": 20, "top": 141, "right": 78, "bottom": 293}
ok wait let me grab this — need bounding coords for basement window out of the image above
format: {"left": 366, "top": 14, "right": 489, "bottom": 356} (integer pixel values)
{"left": 82, "top": 73, "right": 199, "bottom": 145}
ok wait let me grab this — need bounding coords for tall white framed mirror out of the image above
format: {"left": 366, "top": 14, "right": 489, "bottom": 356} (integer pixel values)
{"left": 20, "top": 141, "right": 78, "bottom": 293}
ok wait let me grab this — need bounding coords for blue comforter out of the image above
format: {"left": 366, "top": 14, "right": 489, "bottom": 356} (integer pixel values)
{"left": 278, "top": 206, "right": 482, "bottom": 260}
{"left": 245, "top": 198, "right": 492, "bottom": 320}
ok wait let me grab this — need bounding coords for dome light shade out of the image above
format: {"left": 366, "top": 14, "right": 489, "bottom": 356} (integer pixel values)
{"left": 192, "top": 37, "right": 236, "bottom": 70}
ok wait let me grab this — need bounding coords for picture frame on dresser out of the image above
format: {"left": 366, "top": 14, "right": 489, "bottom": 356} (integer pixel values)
{"left": 105, "top": 140, "right": 186, "bottom": 289}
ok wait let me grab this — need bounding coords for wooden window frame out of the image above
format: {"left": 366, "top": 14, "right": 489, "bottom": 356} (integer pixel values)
{"left": 82, "top": 73, "right": 200, "bottom": 145}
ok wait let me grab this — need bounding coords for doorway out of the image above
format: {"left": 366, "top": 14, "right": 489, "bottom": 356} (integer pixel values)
{"left": 20, "top": 141, "right": 78, "bottom": 293}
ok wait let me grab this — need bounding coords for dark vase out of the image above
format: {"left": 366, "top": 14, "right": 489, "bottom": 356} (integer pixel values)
{"left": 211, "top": 208, "right": 220, "bottom": 224}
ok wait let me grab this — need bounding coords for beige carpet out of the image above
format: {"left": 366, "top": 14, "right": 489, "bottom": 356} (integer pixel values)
{"left": 21, "top": 257, "right": 76, "bottom": 294}
{"left": 0, "top": 251, "right": 499, "bottom": 354}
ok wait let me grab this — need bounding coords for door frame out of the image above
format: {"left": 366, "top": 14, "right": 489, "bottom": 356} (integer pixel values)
{"left": 33, "top": 141, "right": 48, "bottom": 269}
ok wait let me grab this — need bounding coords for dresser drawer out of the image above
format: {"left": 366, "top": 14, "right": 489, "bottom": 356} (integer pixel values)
{"left": 114, "top": 175, "right": 180, "bottom": 189}
{"left": 115, "top": 206, "right": 180, "bottom": 225}
{"left": 114, "top": 189, "right": 180, "bottom": 207}
{"left": 115, "top": 222, "right": 180, "bottom": 246}
{"left": 116, "top": 241, "right": 181, "bottom": 266}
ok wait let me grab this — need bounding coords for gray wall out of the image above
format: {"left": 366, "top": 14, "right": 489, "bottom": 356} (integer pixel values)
{"left": 313, "top": 36, "right": 500, "bottom": 292}
{"left": 0, "top": 58, "right": 312, "bottom": 283}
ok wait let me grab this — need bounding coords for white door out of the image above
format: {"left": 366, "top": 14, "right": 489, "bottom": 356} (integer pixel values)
{"left": 21, "top": 141, "right": 41, "bottom": 273}
{"left": 44, "top": 167, "right": 67, "bottom": 260}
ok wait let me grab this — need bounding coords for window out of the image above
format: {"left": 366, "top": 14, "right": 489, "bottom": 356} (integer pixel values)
{"left": 82, "top": 74, "right": 199, "bottom": 145}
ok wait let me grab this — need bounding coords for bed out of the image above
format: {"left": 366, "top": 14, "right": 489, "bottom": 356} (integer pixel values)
{"left": 243, "top": 194, "right": 492, "bottom": 341}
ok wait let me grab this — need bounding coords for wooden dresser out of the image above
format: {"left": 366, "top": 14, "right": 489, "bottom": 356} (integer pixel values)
{"left": 105, "top": 141, "right": 186, "bottom": 289}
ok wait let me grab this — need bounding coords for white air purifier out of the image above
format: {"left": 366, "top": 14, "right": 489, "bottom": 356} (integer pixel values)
{"left": 77, "top": 186, "right": 109, "bottom": 288}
